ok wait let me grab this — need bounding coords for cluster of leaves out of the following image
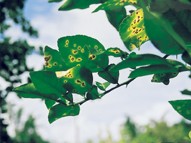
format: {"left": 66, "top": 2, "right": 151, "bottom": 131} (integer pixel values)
{"left": 15, "top": 0, "right": 191, "bottom": 123}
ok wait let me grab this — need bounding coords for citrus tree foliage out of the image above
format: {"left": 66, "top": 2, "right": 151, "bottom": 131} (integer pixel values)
{"left": 14, "top": 0, "right": 191, "bottom": 123}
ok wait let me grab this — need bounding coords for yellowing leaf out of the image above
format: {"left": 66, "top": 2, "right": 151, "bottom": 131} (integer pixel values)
{"left": 119, "top": 9, "right": 149, "bottom": 51}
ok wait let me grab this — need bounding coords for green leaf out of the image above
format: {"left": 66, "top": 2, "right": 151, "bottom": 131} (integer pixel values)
{"left": 86, "top": 85, "right": 100, "bottom": 100}
{"left": 98, "top": 64, "right": 119, "bottom": 84}
{"left": 169, "top": 100, "right": 191, "bottom": 120}
{"left": 105, "top": 8, "right": 127, "bottom": 30}
{"left": 30, "top": 71, "right": 66, "bottom": 96}
{"left": 143, "top": 7, "right": 186, "bottom": 55}
{"left": 57, "top": 65, "right": 93, "bottom": 95}
{"left": 93, "top": 0, "right": 137, "bottom": 12}
{"left": 119, "top": 9, "right": 149, "bottom": 51}
{"left": 112, "top": 54, "right": 169, "bottom": 71}
{"left": 181, "top": 89, "right": 191, "bottom": 96}
{"left": 96, "top": 82, "right": 110, "bottom": 91}
{"left": 44, "top": 46, "right": 68, "bottom": 71}
{"left": 58, "top": 0, "right": 101, "bottom": 11}
{"left": 152, "top": 72, "right": 179, "bottom": 85}
{"left": 105, "top": 47, "right": 128, "bottom": 58}
{"left": 48, "top": 0, "right": 62, "bottom": 2}
{"left": 129, "top": 64, "right": 178, "bottom": 78}
{"left": 45, "top": 99, "right": 56, "bottom": 109}
{"left": 14, "top": 83, "right": 57, "bottom": 100}
{"left": 48, "top": 104, "right": 80, "bottom": 123}
{"left": 58, "top": 35, "right": 109, "bottom": 72}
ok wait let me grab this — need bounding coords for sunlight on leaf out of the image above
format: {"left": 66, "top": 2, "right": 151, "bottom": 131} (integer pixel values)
{"left": 119, "top": 9, "right": 149, "bottom": 51}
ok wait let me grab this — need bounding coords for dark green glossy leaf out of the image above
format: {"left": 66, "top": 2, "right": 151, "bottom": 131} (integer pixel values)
{"left": 105, "top": 8, "right": 127, "bottom": 30}
{"left": 48, "top": 0, "right": 62, "bottom": 2}
{"left": 112, "top": 54, "right": 169, "bottom": 71}
{"left": 181, "top": 89, "right": 191, "bottom": 96}
{"left": 58, "top": 35, "right": 108, "bottom": 72}
{"left": 45, "top": 99, "right": 56, "bottom": 109}
{"left": 169, "top": 100, "right": 191, "bottom": 120}
{"left": 93, "top": 0, "right": 137, "bottom": 12}
{"left": 129, "top": 64, "right": 178, "bottom": 78}
{"left": 143, "top": 7, "right": 186, "bottom": 55}
{"left": 44, "top": 46, "right": 68, "bottom": 71}
{"left": 105, "top": 47, "right": 128, "bottom": 58}
{"left": 86, "top": 85, "right": 100, "bottom": 100}
{"left": 58, "top": 0, "right": 101, "bottom": 11}
{"left": 119, "top": 9, "right": 149, "bottom": 50}
{"left": 96, "top": 82, "right": 110, "bottom": 91}
{"left": 48, "top": 104, "right": 80, "bottom": 123}
{"left": 14, "top": 83, "right": 57, "bottom": 100}
{"left": 98, "top": 64, "right": 119, "bottom": 84}
{"left": 57, "top": 65, "right": 93, "bottom": 95}
{"left": 30, "top": 71, "right": 66, "bottom": 95}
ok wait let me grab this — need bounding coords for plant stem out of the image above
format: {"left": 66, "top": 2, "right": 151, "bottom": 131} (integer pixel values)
{"left": 75, "top": 78, "right": 136, "bottom": 106}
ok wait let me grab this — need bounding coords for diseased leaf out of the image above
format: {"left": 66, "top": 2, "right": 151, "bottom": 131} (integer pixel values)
{"left": 58, "top": 35, "right": 109, "bottom": 72}
{"left": 106, "top": 47, "right": 128, "bottom": 58}
{"left": 119, "top": 9, "right": 149, "bottom": 51}
{"left": 93, "top": 0, "right": 137, "bottom": 12}
{"left": 57, "top": 65, "right": 93, "bottom": 95}
{"left": 169, "top": 100, "right": 191, "bottom": 120}
{"left": 44, "top": 46, "right": 68, "bottom": 71}
{"left": 45, "top": 99, "right": 56, "bottom": 109}
{"left": 96, "top": 82, "right": 110, "bottom": 91}
{"left": 86, "top": 85, "right": 100, "bottom": 100}
{"left": 112, "top": 54, "right": 169, "bottom": 71}
{"left": 98, "top": 64, "right": 119, "bottom": 84}
{"left": 181, "top": 89, "right": 191, "bottom": 96}
{"left": 129, "top": 64, "right": 178, "bottom": 78}
{"left": 48, "top": 104, "right": 80, "bottom": 123}
{"left": 152, "top": 72, "right": 179, "bottom": 85}
{"left": 14, "top": 83, "right": 57, "bottom": 100}
{"left": 58, "top": 0, "right": 101, "bottom": 11}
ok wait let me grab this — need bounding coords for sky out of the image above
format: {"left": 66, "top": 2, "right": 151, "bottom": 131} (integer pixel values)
{"left": 5, "top": 0, "right": 191, "bottom": 143}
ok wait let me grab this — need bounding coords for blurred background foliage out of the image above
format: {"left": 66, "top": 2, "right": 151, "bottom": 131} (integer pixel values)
{"left": 1, "top": 0, "right": 191, "bottom": 143}
{"left": 0, "top": 0, "right": 44, "bottom": 142}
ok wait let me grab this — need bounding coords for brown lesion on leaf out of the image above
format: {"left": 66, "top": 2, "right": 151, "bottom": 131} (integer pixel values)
{"left": 89, "top": 54, "right": 96, "bottom": 60}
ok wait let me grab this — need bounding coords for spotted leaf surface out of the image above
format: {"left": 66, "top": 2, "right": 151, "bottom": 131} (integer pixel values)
{"left": 93, "top": 0, "right": 137, "bottom": 12}
{"left": 152, "top": 72, "right": 178, "bottom": 85}
{"left": 119, "top": 9, "right": 149, "bottom": 51}
{"left": 106, "top": 47, "right": 128, "bottom": 58}
{"left": 169, "top": 100, "right": 191, "bottom": 120}
{"left": 48, "top": 104, "right": 80, "bottom": 123}
{"left": 56, "top": 65, "right": 93, "bottom": 95}
{"left": 44, "top": 46, "right": 68, "bottom": 71}
{"left": 58, "top": 35, "right": 109, "bottom": 72}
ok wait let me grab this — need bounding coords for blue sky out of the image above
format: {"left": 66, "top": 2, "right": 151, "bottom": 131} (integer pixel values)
{"left": 5, "top": 0, "right": 191, "bottom": 143}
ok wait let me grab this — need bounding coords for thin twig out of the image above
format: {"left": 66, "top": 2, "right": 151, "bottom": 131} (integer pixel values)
{"left": 74, "top": 78, "right": 136, "bottom": 106}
